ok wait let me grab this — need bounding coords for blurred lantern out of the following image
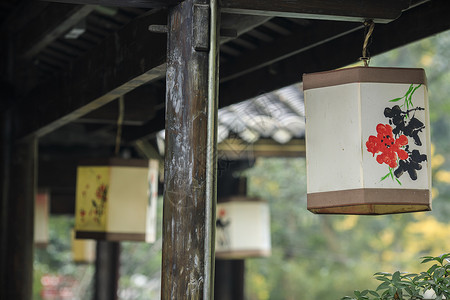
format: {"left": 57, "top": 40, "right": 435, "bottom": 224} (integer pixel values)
{"left": 34, "top": 190, "right": 50, "bottom": 247}
{"left": 75, "top": 158, "right": 158, "bottom": 242}
{"left": 71, "top": 229, "right": 96, "bottom": 263}
{"left": 215, "top": 197, "right": 271, "bottom": 259}
{"left": 303, "top": 66, "right": 431, "bottom": 214}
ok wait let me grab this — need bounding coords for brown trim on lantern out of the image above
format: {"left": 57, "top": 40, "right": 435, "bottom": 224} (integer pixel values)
{"left": 215, "top": 249, "right": 271, "bottom": 259}
{"left": 303, "top": 66, "right": 427, "bottom": 90}
{"left": 75, "top": 231, "right": 146, "bottom": 241}
{"left": 78, "top": 158, "right": 149, "bottom": 168}
{"left": 307, "top": 188, "right": 430, "bottom": 215}
{"left": 34, "top": 242, "right": 49, "bottom": 248}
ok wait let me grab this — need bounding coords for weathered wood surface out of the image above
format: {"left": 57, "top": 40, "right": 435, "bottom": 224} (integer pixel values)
{"left": 161, "top": 0, "right": 219, "bottom": 298}
{"left": 14, "top": 9, "right": 167, "bottom": 139}
{"left": 220, "top": 20, "right": 362, "bottom": 82}
{"left": 0, "top": 136, "right": 37, "bottom": 300}
{"left": 220, "top": 0, "right": 411, "bottom": 23}
{"left": 15, "top": 4, "right": 96, "bottom": 59}
{"left": 43, "top": 0, "right": 182, "bottom": 8}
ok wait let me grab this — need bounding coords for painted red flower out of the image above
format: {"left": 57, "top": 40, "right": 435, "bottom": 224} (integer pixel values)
{"left": 96, "top": 184, "right": 107, "bottom": 201}
{"left": 366, "top": 124, "right": 408, "bottom": 168}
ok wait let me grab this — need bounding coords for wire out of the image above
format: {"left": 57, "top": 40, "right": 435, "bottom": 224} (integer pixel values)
{"left": 114, "top": 96, "right": 124, "bottom": 156}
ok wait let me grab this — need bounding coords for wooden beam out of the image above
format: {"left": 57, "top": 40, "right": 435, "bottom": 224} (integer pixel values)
{"left": 78, "top": 83, "right": 165, "bottom": 125}
{"left": 0, "top": 1, "right": 49, "bottom": 34}
{"left": 220, "top": 20, "right": 362, "bottom": 82}
{"left": 220, "top": 0, "right": 411, "bottom": 23}
{"left": 14, "top": 9, "right": 167, "bottom": 139}
{"left": 161, "top": 0, "right": 219, "bottom": 298}
{"left": 219, "top": 0, "right": 450, "bottom": 107}
{"left": 15, "top": 4, "right": 96, "bottom": 59}
{"left": 44, "top": 0, "right": 182, "bottom": 8}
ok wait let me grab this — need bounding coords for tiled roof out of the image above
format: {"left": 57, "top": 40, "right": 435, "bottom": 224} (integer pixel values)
{"left": 157, "top": 83, "right": 305, "bottom": 154}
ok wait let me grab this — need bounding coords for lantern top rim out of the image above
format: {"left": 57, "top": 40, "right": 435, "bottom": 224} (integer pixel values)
{"left": 78, "top": 157, "right": 149, "bottom": 168}
{"left": 303, "top": 66, "right": 427, "bottom": 91}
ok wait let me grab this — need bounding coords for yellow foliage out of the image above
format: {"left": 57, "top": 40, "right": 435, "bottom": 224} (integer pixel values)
{"left": 248, "top": 273, "right": 270, "bottom": 300}
{"left": 382, "top": 250, "right": 395, "bottom": 262}
{"left": 432, "top": 154, "right": 445, "bottom": 169}
{"left": 379, "top": 229, "right": 394, "bottom": 246}
{"left": 420, "top": 54, "right": 433, "bottom": 66}
{"left": 405, "top": 217, "right": 450, "bottom": 255}
{"left": 435, "top": 170, "right": 450, "bottom": 183}
{"left": 432, "top": 187, "right": 439, "bottom": 200}
{"left": 335, "top": 215, "right": 359, "bottom": 231}
{"left": 413, "top": 211, "right": 428, "bottom": 221}
{"left": 266, "top": 181, "right": 279, "bottom": 195}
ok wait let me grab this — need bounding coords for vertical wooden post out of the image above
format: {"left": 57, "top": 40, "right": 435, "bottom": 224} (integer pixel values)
{"left": 0, "top": 110, "right": 12, "bottom": 299}
{"left": 94, "top": 241, "right": 120, "bottom": 300}
{"left": 0, "top": 134, "right": 37, "bottom": 300}
{"left": 161, "top": 0, "right": 220, "bottom": 298}
{"left": 214, "top": 260, "right": 245, "bottom": 300}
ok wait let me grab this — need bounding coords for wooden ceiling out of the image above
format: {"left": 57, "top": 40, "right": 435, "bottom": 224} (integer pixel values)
{"left": 1, "top": 0, "right": 450, "bottom": 212}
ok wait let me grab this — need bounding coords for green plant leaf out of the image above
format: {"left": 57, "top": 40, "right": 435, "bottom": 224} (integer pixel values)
{"left": 393, "top": 271, "right": 401, "bottom": 283}
{"left": 381, "top": 172, "right": 391, "bottom": 181}
{"left": 368, "top": 290, "right": 379, "bottom": 297}
{"left": 404, "top": 84, "right": 415, "bottom": 98}
{"left": 377, "top": 282, "right": 391, "bottom": 291}
{"left": 389, "top": 97, "right": 404, "bottom": 102}
{"left": 421, "top": 257, "right": 436, "bottom": 264}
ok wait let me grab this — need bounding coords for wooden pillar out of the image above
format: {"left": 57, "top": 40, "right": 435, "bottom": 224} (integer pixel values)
{"left": 161, "top": 0, "right": 220, "bottom": 298}
{"left": 214, "top": 260, "right": 245, "bottom": 300}
{"left": 0, "top": 110, "right": 12, "bottom": 298}
{"left": 0, "top": 131, "right": 37, "bottom": 300}
{"left": 94, "top": 241, "right": 120, "bottom": 300}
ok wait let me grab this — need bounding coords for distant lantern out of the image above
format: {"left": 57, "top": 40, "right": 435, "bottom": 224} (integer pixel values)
{"left": 35, "top": 190, "right": 50, "bottom": 247}
{"left": 303, "top": 67, "right": 431, "bottom": 215}
{"left": 71, "top": 229, "right": 96, "bottom": 264}
{"left": 215, "top": 197, "right": 271, "bottom": 259}
{"left": 75, "top": 158, "right": 158, "bottom": 242}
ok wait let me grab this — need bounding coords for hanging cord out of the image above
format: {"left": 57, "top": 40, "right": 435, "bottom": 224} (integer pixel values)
{"left": 114, "top": 96, "right": 124, "bottom": 156}
{"left": 361, "top": 20, "right": 375, "bottom": 67}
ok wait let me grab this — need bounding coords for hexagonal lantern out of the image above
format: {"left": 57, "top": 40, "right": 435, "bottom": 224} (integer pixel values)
{"left": 303, "top": 67, "right": 431, "bottom": 215}
{"left": 215, "top": 197, "right": 271, "bottom": 259}
{"left": 71, "top": 229, "right": 96, "bottom": 264}
{"left": 34, "top": 190, "right": 50, "bottom": 247}
{"left": 75, "top": 158, "right": 158, "bottom": 242}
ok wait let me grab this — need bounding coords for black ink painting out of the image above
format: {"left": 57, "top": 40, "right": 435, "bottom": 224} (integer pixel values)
{"left": 216, "top": 208, "right": 231, "bottom": 248}
{"left": 366, "top": 84, "right": 427, "bottom": 185}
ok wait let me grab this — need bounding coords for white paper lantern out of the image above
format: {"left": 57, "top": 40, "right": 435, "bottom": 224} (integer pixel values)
{"left": 303, "top": 67, "right": 431, "bottom": 214}
{"left": 34, "top": 190, "right": 50, "bottom": 247}
{"left": 215, "top": 197, "right": 271, "bottom": 259}
{"left": 71, "top": 229, "right": 96, "bottom": 263}
{"left": 75, "top": 158, "right": 158, "bottom": 242}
